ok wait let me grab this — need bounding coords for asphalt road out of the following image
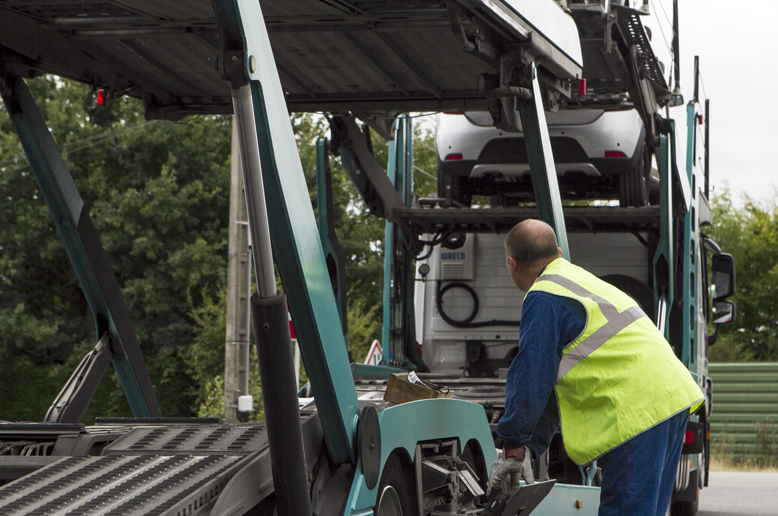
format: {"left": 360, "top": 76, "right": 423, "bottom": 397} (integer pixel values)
{"left": 698, "top": 472, "right": 778, "bottom": 516}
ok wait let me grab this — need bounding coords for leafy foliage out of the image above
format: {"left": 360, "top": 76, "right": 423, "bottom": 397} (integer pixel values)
{"left": 1, "top": 77, "right": 232, "bottom": 420}
{"left": 707, "top": 188, "right": 778, "bottom": 361}
{"left": 0, "top": 76, "right": 438, "bottom": 422}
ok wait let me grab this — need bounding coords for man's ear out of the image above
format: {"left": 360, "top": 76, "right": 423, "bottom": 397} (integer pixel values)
{"left": 506, "top": 255, "right": 517, "bottom": 271}
{"left": 557, "top": 247, "right": 563, "bottom": 257}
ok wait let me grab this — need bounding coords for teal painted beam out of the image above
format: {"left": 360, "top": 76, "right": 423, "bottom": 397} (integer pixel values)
{"left": 517, "top": 64, "right": 570, "bottom": 259}
{"left": 230, "top": 0, "right": 360, "bottom": 465}
{"left": 381, "top": 116, "right": 424, "bottom": 370}
{"left": 682, "top": 103, "right": 700, "bottom": 368}
{"left": 316, "top": 138, "right": 348, "bottom": 339}
{"left": 0, "top": 75, "right": 160, "bottom": 418}
{"left": 653, "top": 134, "right": 674, "bottom": 339}
{"left": 382, "top": 132, "right": 398, "bottom": 366}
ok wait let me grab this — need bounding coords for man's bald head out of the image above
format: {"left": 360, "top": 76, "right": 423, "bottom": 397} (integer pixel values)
{"left": 504, "top": 219, "right": 560, "bottom": 271}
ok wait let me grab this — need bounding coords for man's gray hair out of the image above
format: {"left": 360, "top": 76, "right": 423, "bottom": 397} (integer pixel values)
{"left": 504, "top": 219, "right": 559, "bottom": 270}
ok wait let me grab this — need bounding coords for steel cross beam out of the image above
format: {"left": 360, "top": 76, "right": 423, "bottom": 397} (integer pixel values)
{"left": 0, "top": 74, "right": 161, "bottom": 419}
{"left": 316, "top": 138, "right": 348, "bottom": 339}
{"left": 381, "top": 115, "right": 425, "bottom": 370}
{"left": 653, "top": 133, "right": 674, "bottom": 339}
{"left": 220, "top": 0, "right": 360, "bottom": 466}
{"left": 681, "top": 102, "right": 701, "bottom": 368}
{"left": 517, "top": 63, "right": 570, "bottom": 259}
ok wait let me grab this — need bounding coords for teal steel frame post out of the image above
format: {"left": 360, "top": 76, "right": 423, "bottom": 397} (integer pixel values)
{"left": 381, "top": 135, "right": 397, "bottom": 365}
{"left": 681, "top": 102, "right": 700, "bottom": 368}
{"left": 0, "top": 74, "right": 160, "bottom": 418}
{"left": 397, "top": 116, "right": 422, "bottom": 369}
{"left": 516, "top": 64, "right": 570, "bottom": 258}
{"left": 381, "top": 115, "right": 420, "bottom": 369}
{"left": 227, "top": 0, "right": 359, "bottom": 465}
{"left": 315, "top": 138, "right": 348, "bottom": 339}
{"left": 653, "top": 134, "right": 674, "bottom": 338}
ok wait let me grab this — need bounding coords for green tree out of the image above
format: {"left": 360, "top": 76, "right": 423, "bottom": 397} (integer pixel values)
{"left": 1, "top": 75, "right": 437, "bottom": 422}
{"left": 0, "top": 77, "right": 232, "bottom": 421}
{"left": 707, "top": 188, "right": 778, "bottom": 361}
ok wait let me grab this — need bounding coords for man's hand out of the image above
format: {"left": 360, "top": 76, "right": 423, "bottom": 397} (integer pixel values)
{"left": 487, "top": 446, "right": 534, "bottom": 499}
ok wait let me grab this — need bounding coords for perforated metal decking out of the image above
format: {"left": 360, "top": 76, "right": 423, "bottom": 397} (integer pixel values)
{"left": 0, "top": 425, "right": 270, "bottom": 516}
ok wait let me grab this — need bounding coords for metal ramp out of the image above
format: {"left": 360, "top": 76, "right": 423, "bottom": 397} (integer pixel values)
{"left": 396, "top": 205, "right": 660, "bottom": 237}
{"left": 0, "top": 0, "right": 582, "bottom": 118}
{"left": 569, "top": 3, "right": 673, "bottom": 138}
{"left": 0, "top": 425, "right": 270, "bottom": 516}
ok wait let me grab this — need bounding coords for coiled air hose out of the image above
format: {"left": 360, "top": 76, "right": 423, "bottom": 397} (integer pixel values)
{"left": 435, "top": 281, "right": 521, "bottom": 328}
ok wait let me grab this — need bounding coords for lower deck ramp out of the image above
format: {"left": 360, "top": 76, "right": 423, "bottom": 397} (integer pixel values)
{"left": 0, "top": 425, "right": 270, "bottom": 516}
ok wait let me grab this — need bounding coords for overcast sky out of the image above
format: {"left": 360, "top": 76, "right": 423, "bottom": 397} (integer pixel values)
{"left": 673, "top": 0, "right": 778, "bottom": 206}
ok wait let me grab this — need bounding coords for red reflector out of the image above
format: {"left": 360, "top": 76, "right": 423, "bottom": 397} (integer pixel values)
{"left": 97, "top": 89, "right": 105, "bottom": 106}
{"left": 604, "top": 151, "right": 626, "bottom": 158}
{"left": 697, "top": 114, "right": 704, "bottom": 125}
{"left": 684, "top": 430, "right": 694, "bottom": 445}
{"left": 288, "top": 310, "right": 296, "bottom": 339}
{"left": 445, "top": 153, "right": 463, "bottom": 161}
{"left": 578, "top": 78, "right": 587, "bottom": 95}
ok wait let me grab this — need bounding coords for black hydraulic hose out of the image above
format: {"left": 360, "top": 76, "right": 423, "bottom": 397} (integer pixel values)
{"left": 251, "top": 291, "right": 312, "bottom": 516}
{"left": 485, "top": 86, "right": 532, "bottom": 102}
{"left": 435, "top": 281, "right": 520, "bottom": 328}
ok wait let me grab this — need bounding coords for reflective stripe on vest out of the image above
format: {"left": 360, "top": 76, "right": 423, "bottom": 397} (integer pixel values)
{"left": 535, "top": 274, "right": 647, "bottom": 382}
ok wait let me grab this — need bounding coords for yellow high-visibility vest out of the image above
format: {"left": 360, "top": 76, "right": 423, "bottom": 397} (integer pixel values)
{"left": 527, "top": 258, "right": 704, "bottom": 465}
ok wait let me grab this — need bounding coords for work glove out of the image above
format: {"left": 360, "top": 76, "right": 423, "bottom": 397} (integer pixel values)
{"left": 487, "top": 446, "right": 534, "bottom": 500}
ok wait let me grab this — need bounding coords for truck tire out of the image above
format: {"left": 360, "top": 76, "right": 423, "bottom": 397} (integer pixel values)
{"left": 462, "top": 440, "right": 488, "bottom": 489}
{"left": 437, "top": 168, "right": 472, "bottom": 207}
{"left": 672, "top": 497, "right": 699, "bottom": 516}
{"left": 618, "top": 147, "right": 650, "bottom": 207}
{"left": 599, "top": 274, "right": 655, "bottom": 322}
{"left": 376, "top": 453, "right": 416, "bottom": 516}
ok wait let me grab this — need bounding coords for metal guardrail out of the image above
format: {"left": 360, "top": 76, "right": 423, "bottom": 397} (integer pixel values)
{"left": 709, "top": 363, "right": 778, "bottom": 463}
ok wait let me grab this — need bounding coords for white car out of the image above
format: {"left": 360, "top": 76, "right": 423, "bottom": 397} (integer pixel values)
{"left": 435, "top": 108, "right": 655, "bottom": 207}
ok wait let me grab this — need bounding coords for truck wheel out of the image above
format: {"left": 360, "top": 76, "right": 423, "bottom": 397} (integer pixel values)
{"left": 462, "top": 440, "right": 487, "bottom": 489}
{"left": 618, "top": 147, "right": 650, "bottom": 207}
{"left": 437, "top": 169, "right": 472, "bottom": 207}
{"left": 671, "top": 497, "right": 699, "bottom": 516}
{"left": 376, "top": 453, "right": 416, "bottom": 516}
{"left": 599, "top": 274, "right": 655, "bottom": 322}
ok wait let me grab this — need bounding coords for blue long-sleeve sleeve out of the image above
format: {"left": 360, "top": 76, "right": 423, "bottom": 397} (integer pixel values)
{"left": 496, "top": 291, "right": 586, "bottom": 457}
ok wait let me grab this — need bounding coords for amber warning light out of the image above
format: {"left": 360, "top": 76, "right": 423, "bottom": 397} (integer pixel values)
{"left": 97, "top": 89, "right": 106, "bottom": 106}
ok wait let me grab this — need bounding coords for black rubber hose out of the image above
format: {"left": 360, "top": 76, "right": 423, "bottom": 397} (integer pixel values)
{"left": 251, "top": 291, "right": 313, "bottom": 516}
{"left": 435, "top": 282, "right": 520, "bottom": 328}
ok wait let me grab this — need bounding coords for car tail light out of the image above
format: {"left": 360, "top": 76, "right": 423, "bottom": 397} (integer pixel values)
{"left": 684, "top": 430, "right": 694, "bottom": 445}
{"left": 578, "top": 78, "right": 587, "bottom": 95}
{"left": 445, "top": 153, "right": 463, "bottom": 161}
{"left": 604, "top": 151, "right": 626, "bottom": 158}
